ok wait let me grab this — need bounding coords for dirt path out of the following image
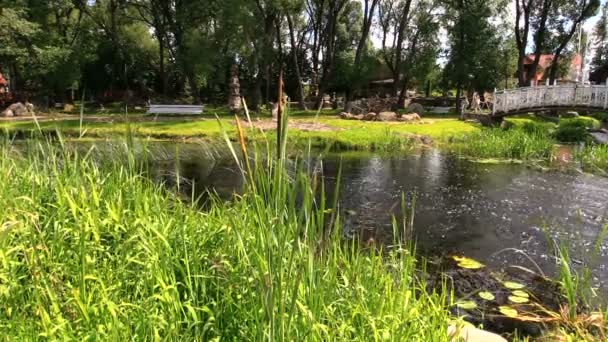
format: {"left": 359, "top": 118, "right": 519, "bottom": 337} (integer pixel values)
{"left": 241, "top": 119, "right": 340, "bottom": 132}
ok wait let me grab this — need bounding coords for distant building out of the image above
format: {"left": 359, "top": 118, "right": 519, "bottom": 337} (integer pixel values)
{"left": 522, "top": 54, "right": 583, "bottom": 85}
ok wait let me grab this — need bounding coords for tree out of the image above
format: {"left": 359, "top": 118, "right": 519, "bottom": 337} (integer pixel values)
{"left": 379, "top": 0, "right": 440, "bottom": 105}
{"left": 442, "top": 0, "right": 508, "bottom": 117}
{"left": 546, "top": 0, "right": 600, "bottom": 83}
{"left": 514, "top": 0, "right": 534, "bottom": 86}
{"left": 591, "top": 1, "right": 608, "bottom": 83}
{"left": 344, "top": 0, "right": 379, "bottom": 110}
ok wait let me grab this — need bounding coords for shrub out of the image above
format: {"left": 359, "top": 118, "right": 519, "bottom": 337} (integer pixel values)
{"left": 590, "top": 112, "right": 608, "bottom": 122}
{"left": 559, "top": 117, "right": 601, "bottom": 130}
{"left": 452, "top": 128, "right": 555, "bottom": 160}
{"left": 555, "top": 117, "right": 600, "bottom": 143}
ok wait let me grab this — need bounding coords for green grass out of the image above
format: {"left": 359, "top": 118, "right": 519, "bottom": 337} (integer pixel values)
{"left": 0, "top": 112, "right": 480, "bottom": 151}
{"left": 578, "top": 145, "right": 608, "bottom": 175}
{"left": 450, "top": 127, "right": 555, "bottom": 160}
{"left": 0, "top": 138, "right": 453, "bottom": 340}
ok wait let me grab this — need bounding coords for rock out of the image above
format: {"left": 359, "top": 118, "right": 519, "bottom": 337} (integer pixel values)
{"left": 378, "top": 111, "right": 398, "bottom": 122}
{"left": 353, "top": 114, "right": 364, "bottom": 120}
{"left": 8, "top": 102, "right": 28, "bottom": 116}
{"left": 1, "top": 109, "right": 14, "bottom": 117}
{"left": 448, "top": 325, "right": 507, "bottom": 342}
{"left": 406, "top": 102, "right": 425, "bottom": 115}
{"left": 364, "top": 112, "right": 377, "bottom": 121}
{"left": 399, "top": 113, "right": 422, "bottom": 122}
{"left": 25, "top": 102, "right": 35, "bottom": 113}
{"left": 562, "top": 111, "right": 579, "bottom": 118}
{"left": 339, "top": 112, "right": 354, "bottom": 120}
{"left": 351, "top": 105, "right": 366, "bottom": 115}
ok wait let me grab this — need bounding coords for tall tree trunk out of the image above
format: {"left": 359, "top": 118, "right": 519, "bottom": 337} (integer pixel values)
{"left": 286, "top": 13, "right": 307, "bottom": 110}
{"left": 158, "top": 35, "right": 167, "bottom": 95}
{"left": 526, "top": 0, "right": 552, "bottom": 85}
{"left": 515, "top": 0, "right": 532, "bottom": 87}
{"left": 344, "top": 0, "right": 380, "bottom": 110}
{"left": 393, "top": 0, "right": 413, "bottom": 96}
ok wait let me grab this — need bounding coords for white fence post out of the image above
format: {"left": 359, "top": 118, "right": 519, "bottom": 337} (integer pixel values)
{"left": 492, "top": 87, "right": 496, "bottom": 115}
{"left": 605, "top": 79, "right": 608, "bottom": 109}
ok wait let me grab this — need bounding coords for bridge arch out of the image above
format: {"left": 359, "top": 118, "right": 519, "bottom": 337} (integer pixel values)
{"left": 492, "top": 84, "right": 608, "bottom": 117}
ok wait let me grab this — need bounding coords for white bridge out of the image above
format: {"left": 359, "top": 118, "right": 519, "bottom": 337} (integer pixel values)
{"left": 492, "top": 84, "right": 608, "bottom": 116}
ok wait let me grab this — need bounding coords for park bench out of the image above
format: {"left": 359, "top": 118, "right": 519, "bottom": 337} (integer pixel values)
{"left": 147, "top": 104, "right": 204, "bottom": 115}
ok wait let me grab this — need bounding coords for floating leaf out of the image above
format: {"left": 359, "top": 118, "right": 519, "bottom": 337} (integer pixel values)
{"left": 456, "top": 301, "right": 478, "bottom": 310}
{"left": 503, "top": 281, "right": 525, "bottom": 290}
{"left": 478, "top": 291, "right": 495, "bottom": 301}
{"left": 508, "top": 295, "right": 529, "bottom": 304}
{"left": 499, "top": 306, "right": 518, "bottom": 318}
{"left": 511, "top": 290, "right": 529, "bottom": 298}
{"left": 452, "top": 256, "right": 485, "bottom": 269}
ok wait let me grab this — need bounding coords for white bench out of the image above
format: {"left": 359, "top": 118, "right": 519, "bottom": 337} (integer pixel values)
{"left": 147, "top": 104, "right": 204, "bottom": 115}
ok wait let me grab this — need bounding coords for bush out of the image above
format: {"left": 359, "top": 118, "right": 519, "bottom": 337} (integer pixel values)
{"left": 453, "top": 128, "right": 555, "bottom": 160}
{"left": 503, "top": 119, "right": 556, "bottom": 137}
{"left": 554, "top": 117, "right": 600, "bottom": 143}
{"left": 559, "top": 117, "right": 601, "bottom": 130}
{"left": 591, "top": 112, "right": 608, "bottom": 122}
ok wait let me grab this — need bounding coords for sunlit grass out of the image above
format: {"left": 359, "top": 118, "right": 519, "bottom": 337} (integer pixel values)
{"left": 0, "top": 137, "right": 453, "bottom": 340}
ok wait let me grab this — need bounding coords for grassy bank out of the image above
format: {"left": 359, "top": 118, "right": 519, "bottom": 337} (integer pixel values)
{"left": 0, "top": 141, "right": 452, "bottom": 340}
{"left": 0, "top": 113, "right": 479, "bottom": 151}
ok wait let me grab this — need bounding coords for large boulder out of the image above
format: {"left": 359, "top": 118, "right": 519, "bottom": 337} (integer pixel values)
{"left": 399, "top": 113, "right": 422, "bottom": 122}
{"left": 25, "top": 102, "right": 35, "bottom": 113}
{"left": 407, "top": 102, "right": 425, "bottom": 115}
{"left": 7, "top": 102, "right": 28, "bottom": 116}
{"left": 363, "top": 112, "right": 377, "bottom": 121}
{"left": 1, "top": 109, "right": 14, "bottom": 117}
{"left": 377, "top": 111, "right": 398, "bottom": 122}
{"left": 339, "top": 112, "right": 357, "bottom": 120}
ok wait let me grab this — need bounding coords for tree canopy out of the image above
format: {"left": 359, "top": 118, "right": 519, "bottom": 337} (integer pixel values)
{"left": 0, "top": 0, "right": 602, "bottom": 109}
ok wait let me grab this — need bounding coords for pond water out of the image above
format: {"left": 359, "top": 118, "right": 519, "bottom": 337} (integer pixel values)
{"left": 131, "top": 143, "right": 608, "bottom": 290}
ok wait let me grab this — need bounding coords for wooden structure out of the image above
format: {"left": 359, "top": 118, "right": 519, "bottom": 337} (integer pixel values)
{"left": 492, "top": 84, "right": 608, "bottom": 117}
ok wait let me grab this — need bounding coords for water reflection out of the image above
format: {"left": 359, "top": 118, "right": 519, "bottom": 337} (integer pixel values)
{"left": 139, "top": 143, "right": 608, "bottom": 289}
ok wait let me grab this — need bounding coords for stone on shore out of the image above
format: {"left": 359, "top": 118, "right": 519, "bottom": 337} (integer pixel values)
{"left": 448, "top": 325, "right": 507, "bottom": 342}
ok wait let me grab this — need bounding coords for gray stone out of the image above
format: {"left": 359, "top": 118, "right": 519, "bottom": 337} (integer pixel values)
{"left": 1, "top": 109, "right": 13, "bottom": 117}
{"left": 448, "top": 325, "right": 507, "bottom": 342}
{"left": 8, "top": 102, "right": 28, "bottom": 116}
{"left": 399, "top": 113, "right": 422, "bottom": 122}
{"left": 378, "top": 111, "right": 398, "bottom": 121}
{"left": 406, "top": 102, "right": 425, "bottom": 115}
{"left": 25, "top": 102, "right": 35, "bottom": 113}
{"left": 339, "top": 112, "right": 355, "bottom": 120}
{"left": 363, "top": 112, "right": 377, "bottom": 121}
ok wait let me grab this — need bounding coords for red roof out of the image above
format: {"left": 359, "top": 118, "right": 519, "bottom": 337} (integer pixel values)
{"left": 0, "top": 73, "right": 6, "bottom": 86}
{"left": 523, "top": 54, "right": 582, "bottom": 82}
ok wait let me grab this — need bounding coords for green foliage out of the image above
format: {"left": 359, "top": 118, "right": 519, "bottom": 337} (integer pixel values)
{"left": 554, "top": 117, "right": 600, "bottom": 143}
{"left": 578, "top": 144, "right": 608, "bottom": 174}
{"left": 0, "top": 140, "right": 451, "bottom": 339}
{"left": 452, "top": 127, "right": 555, "bottom": 160}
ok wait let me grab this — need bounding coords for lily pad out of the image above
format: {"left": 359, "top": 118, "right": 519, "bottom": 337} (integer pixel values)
{"left": 503, "top": 281, "right": 526, "bottom": 290}
{"left": 478, "top": 291, "right": 495, "bottom": 301}
{"left": 511, "top": 290, "right": 529, "bottom": 298}
{"left": 455, "top": 300, "right": 478, "bottom": 310}
{"left": 452, "top": 256, "right": 485, "bottom": 269}
{"left": 508, "top": 295, "right": 529, "bottom": 304}
{"left": 499, "top": 306, "right": 518, "bottom": 318}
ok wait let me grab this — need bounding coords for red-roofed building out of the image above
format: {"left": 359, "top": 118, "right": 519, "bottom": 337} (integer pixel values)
{"left": 522, "top": 54, "right": 583, "bottom": 85}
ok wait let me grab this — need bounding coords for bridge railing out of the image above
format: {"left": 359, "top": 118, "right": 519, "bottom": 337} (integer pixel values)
{"left": 493, "top": 84, "right": 608, "bottom": 115}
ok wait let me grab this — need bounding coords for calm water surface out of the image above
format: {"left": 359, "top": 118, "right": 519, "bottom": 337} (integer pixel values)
{"left": 141, "top": 143, "right": 608, "bottom": 289}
